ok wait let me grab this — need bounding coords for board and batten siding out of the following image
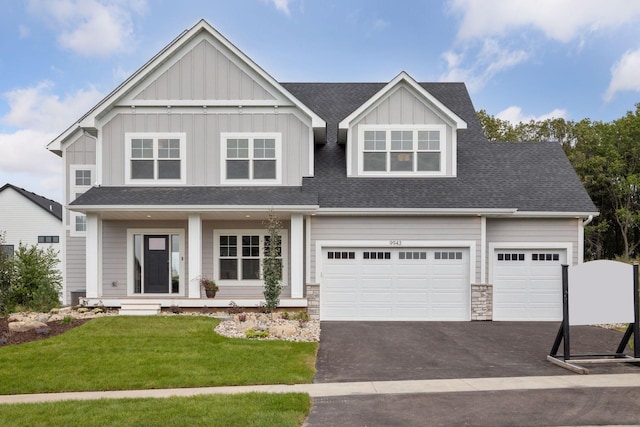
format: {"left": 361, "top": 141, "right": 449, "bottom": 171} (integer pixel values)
{"left": 349, "top": 85, "right": 455, "bottom": 176}
{"left": 486, "top": 218, "right": 580, "bottom": 269}
{"left": 133, "top": 39, "right": 276, "bottom": 102}
{"left": 310, "top": 216, "right": 482, "bottom": 283}
{"left": 101, "top": 112, "right": 310, "bottom": 186}
{"left": 65, "top": 234, "right": 86, "bottom": 302}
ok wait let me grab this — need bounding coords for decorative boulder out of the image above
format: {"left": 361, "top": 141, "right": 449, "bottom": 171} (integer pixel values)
{"left": 8, "top": 320, "right": 48, "bottom": 333}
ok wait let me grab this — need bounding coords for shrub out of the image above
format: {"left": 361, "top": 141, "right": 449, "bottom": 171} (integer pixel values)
{"left": 0, "top": 242, "right": 61, "bottom": 314}
{"left": 227, "top": 301, "right": 243, "bottom": 315}
{"left": 62, "top": 315, "right": 73, "bottom": 324}
{"left": 245, "top": 329, "right": 270, "bottom": 339}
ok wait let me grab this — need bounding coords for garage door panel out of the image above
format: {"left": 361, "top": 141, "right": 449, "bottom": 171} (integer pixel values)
{"left": 493, "top": 249, "right": 565, "bottom": 321}
{"left": 324, "top": 291, "right": 358, "bottom": 304}
{"left": 396, "top": 292, "right": 429, "bottom": 303}
{"left": 395, "top": 278, "right": 429, "bottom": 289}
{"left": 431, "top": 291, "right": 467, "bottom": 304}
{"left": 360, "top": 292, "right": 393, "bottom": 303}
{"left": 321, "top": 247, "right": 470, "bottom": 321}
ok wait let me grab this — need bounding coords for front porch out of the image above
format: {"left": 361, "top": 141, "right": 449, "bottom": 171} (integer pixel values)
{"left": 79, "top": 207, "right": 313, "bottom": 307}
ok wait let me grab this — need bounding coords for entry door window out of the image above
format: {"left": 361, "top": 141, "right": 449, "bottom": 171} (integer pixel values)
{"left": 132, "top": 233, "right": 181, "bottom": 294}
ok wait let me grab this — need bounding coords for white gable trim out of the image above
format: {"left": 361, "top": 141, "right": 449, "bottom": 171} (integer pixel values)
{"left": 47, "top": 19, "right": 324, "bottom": 150}
{"left": 338, "top": 72, "right": 467, "bottom": 130}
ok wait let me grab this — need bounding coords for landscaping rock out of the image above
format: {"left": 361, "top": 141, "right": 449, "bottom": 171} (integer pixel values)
{"left": 8, "top": 320, "right": 47, "bottom": 332}
{"left": 215, "top": 312, "right": 320, "bottom": 342}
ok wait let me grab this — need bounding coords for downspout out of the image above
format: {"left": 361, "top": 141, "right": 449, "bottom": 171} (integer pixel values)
{"left": 578, "top": 215, "right": 594, "bottom": 264}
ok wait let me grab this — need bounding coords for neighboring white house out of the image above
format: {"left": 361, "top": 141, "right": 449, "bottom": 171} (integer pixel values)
{"left": 0, "top": 183, "right": 63, "bottom": 268}
{"left": 46, "top": 20, "right": 597, "bottom": 320}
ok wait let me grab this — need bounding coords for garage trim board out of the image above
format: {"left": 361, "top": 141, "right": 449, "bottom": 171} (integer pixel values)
{"left": 316, "top": 240, "right": 476, "bottom": 321}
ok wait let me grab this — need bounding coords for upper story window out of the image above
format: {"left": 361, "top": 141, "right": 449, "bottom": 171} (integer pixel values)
{"left": 125, "top": 133, "right": 186, "bottom": 185}
{"left": 70, "top": 165, "right": 95, "bottom": 201}
{"left": 221, "top": 133, "right": 282, "bottom": 185}
{"left": 358, "top": 125, "right": 446, "bottom": 176}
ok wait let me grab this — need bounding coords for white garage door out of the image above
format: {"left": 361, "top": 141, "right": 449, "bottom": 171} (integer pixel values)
{"left": 493, "top": 249, "right": 566, "bottom": 321}
{"left": 321, "top": 248, "right": 470, "bottom": 321}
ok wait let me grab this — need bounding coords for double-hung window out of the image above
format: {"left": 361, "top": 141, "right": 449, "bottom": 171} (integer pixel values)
{"left": 221, "top": 133, "right": 281, "bottom": 184}
{"left": 69, "top": 165, "right": 95, "bottom": 236}
{"left": 125, "top": 133, "right": 186, "bottom": 184}
{"left": 360, "top": 126, "right": 445, "bottom": 175}
{"left": 214, "top": 230, "right": 288, "bottom": 284}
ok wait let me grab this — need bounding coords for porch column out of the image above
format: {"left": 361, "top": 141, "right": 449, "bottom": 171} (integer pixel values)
{"left": 85, "top": 213, "right": 100, "bottom": 298}
{"left": 188, "top": 213, "right": 202, "bottom": 298}
{"left": 290, "top": 213, "right": 304, "bottom": 298}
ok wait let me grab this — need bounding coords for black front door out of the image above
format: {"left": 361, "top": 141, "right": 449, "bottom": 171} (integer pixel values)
{"left": 144, "top": 235, "right": 170, "bottom": 293}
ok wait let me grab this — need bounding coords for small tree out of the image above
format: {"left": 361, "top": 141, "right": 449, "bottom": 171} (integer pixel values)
{"left": 2, "top": 242, "right": 62, "bottom": 313}
{"left": 262, "top": 210, "right": 282, "bottom": 312}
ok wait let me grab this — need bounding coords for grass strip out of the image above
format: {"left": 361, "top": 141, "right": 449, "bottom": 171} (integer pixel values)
{"left": 0, "top": 316, "right": 317, "bottom": 394}
{"left": 0, "top": 392, "right": 311, "bottom": 427}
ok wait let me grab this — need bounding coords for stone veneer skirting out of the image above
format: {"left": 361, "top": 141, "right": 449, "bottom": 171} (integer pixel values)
{"left": 306, "top": 283, "right": 320, "bottom": 320}
{"left": 471, "top": 283, "right": 493, "bottom": 321}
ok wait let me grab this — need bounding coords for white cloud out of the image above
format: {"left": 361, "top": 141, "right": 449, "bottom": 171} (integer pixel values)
{"left": 439, "top": 39, "right": 529, "bottom": 92}
{"left": 604, "top": 48, "right": 640, "bottom": 102}
{"left": 27, "top": 0, "right": 146, "bottom": 57}
{"left": 2, "top": 81, "right": 102, "bottom": 133}
{"left": 264, "top": 0, "right": 294, "bottom": 16}
{"left": 0, "top": 82, "right": 103, "bottom": 201}
{"left": 496, "top": 106, "right": 568, "bottom": 124}
{"left": 448, "top": 0, "right": 640, "bottom": 43}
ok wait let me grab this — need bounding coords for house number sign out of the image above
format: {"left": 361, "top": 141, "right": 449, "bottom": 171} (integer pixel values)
{"left": 389, "top": 240, "right": 402, "bottom": 246}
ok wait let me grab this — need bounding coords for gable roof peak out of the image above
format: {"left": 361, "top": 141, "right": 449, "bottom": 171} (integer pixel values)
{"left": 0, "top": 183, "right": 63, "bottom": 221}
{"left": 47, "top": 18, "right": 325, "bottom": 153}
{"left": 338, "top": 71, "right": 467, "bottom": 130}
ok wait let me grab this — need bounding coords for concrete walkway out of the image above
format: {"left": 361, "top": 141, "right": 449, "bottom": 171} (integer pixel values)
{"left": 1, "top": 373, "right": 639, "bottom": 405}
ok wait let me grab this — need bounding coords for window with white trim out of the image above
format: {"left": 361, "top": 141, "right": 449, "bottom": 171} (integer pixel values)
{"left": 221, "top": 133, "right": 281, "bottom": 184}
{"left": 69, "top": 165, "right": 95, "bottom": 237}
{"left": 214, "top": 229, "right": 288, "bottom": 284}
{"left": 125, "top": 133, "right": 186, "bottom": 184}
{"left": 70, "top": 165, "right": 95, "bottom": 202}
{"left": 359, "top": 126, "right": 445, "bottom": 175}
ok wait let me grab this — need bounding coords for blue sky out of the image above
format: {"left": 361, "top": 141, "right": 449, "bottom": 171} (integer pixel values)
{"left": 1, "top": 0, "right": 640, "bottom": 202}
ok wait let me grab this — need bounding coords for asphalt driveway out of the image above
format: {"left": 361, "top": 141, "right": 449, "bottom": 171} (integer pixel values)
{"left": 314, "top": 321, "right": 640, "bottom": 383}
{"left": 308, "top": 322, "right": 640, "bottom": 426}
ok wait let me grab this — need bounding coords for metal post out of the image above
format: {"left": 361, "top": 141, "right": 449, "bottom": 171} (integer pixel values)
{"left": 634, "top": 263, "right": 639, "bottom": 358}
{"left": 562, "top": 264, "right": 570, "bottom": 361}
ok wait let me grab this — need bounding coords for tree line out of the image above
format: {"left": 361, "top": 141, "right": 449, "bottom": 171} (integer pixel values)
{"left": 478, "top": 104, "right": 640, "bottom": 261}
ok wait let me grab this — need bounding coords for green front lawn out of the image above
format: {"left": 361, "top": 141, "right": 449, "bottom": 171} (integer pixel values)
{"left": 0, "top": 393, "right": 311, "bottom": 427}
{"left": 0, "top": 316, "right": 317, "bottom": 395}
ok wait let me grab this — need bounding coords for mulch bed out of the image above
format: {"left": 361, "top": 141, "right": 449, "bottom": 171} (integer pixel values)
{"left": 0, "top": 317, "right": 92, "bottom": 346}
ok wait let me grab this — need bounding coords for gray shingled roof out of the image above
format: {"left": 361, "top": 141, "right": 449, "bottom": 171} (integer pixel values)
{"left": 69, "top": 82, "right": 596, "bottom": 213}
{"left": 282, "top": 83, "right": 597, "bottom": 213}
{"left": 0, "top": 183, "right": 62, "bottom": 220}
{"left": 71, "top": 186, "right": 318, "bottom": 206}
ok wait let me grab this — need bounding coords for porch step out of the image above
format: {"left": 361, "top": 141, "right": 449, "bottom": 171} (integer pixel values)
{"left": 119, "top": 303, "right": 162, "bottom": 316}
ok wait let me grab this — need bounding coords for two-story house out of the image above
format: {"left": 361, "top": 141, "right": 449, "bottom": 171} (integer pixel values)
{"left": 0, "top": 183, "right": 63, "bottom": 274}
{"left": 47, "top": 20, "right": 597, "bottom": 321}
